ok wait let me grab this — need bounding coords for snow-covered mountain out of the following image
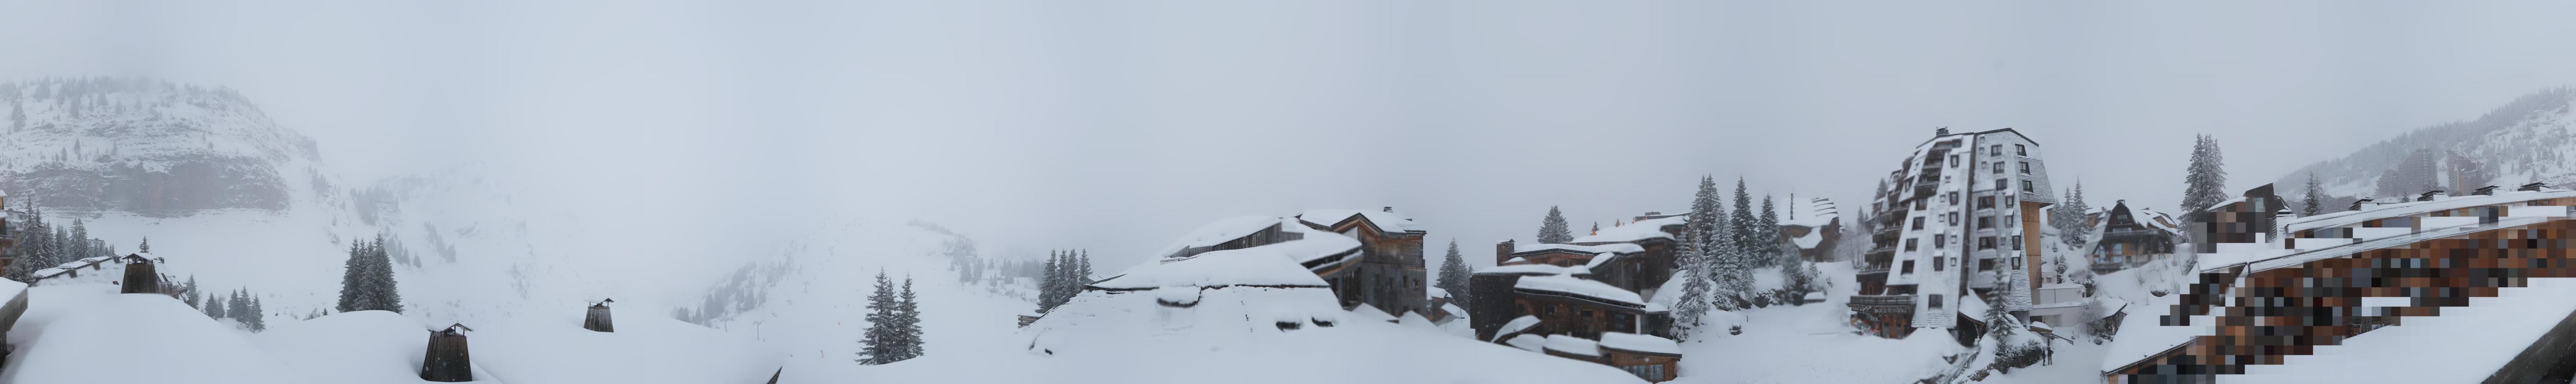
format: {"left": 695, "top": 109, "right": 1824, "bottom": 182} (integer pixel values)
{"left": 0, "top": 77, "right": 613, "bottom": 328}
{"left": 2275, "top": 88, "right": 2576, "bottom": 201}
{"left": 0, "top": 77, "right": 321, "bottom": 216}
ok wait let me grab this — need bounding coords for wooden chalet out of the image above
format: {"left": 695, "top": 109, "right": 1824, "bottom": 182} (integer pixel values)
{"left": 1295, "top": 208, "right": 1430, "bottom": 318}
{"left": 2089, "top": 201, "right": 2179, "bottom": 274}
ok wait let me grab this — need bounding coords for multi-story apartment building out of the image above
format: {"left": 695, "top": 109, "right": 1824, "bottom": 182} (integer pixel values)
{"left": 1848, "top": 128, "right": 2054, "bottom": 339}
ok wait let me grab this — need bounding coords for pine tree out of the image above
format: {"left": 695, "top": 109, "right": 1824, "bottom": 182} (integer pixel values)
{"left": 1537, "top": 206, "right": 1574, "bottom": 244}
{"left": 1435, "top": 239, "right": 1473, "bottom": 307}
{"left": 66, "top": 219, "right": 88, "bottom": 264}
{"left": 2181, "top": 134, "right": 2230, "bottom": 214}
{"left": 1760, "top": 194, "right": 1786, "bottom": 266}
{"left": 207, "top": 294, "right": 228, "bottom": 319}
{"left": 245, "top": 292, "right": 267, "bottom": 331}
{"left": 1038, "top": 250, "right": 1062, "bottom": 313}
{"left": 337, "top": 240, "right": 369, "bottom": 312}
{"left": 857, "top": 271, "right": 900, "bottom": 365}
{"left": 1075, "top": 250, "right": 1092, "bottom": 288}
{"left": 896, "top": 276, "right": 924, "bottom": 361}
{"left": 2056, "top": 181, "right": 2093, "bottom": 247}
{"left": 138, "top": 236, "right": 149, "bottom": 253}
{"left": 182, "top": 275, "right": 202, "bottom": 309}
{"left": 2302, "top": 172, "right": 2325, "bottom": 216}
{"left": 1714, "top": 178, "right": 1759, "bottom": 307}
{"left": 1671, "top": 175, "right": 1725, "bottom": 337}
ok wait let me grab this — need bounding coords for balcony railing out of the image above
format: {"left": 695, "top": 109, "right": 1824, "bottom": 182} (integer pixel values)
{"left": 1847, "top": 294, "right": 1915, "bottom": 313}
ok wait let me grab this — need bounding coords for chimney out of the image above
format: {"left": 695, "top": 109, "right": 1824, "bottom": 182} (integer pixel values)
{"left": 1381, "top": 206, "right": 1393, "bottom": 213}
{"left": 1935, "top": 128, "right": 1951, "bottom": 136}
{"left": 2475, "top": 185, "right": 2501, "bottom": 196}
{"left": 2419, "top": 190, "right": 2447, "bottom": 202}
{"left": 2350, "top": 198, "right": 2374, "bottom": 212}
{"left": 421, "top": 324, "right": 475, "bottom": 382}
{"left": 118, "top": 256, "right": 159, "bottom": 295}
{"left": 2520, "top": 182, "right": 2551, "bottom": 192}
{"left": 1494, "top": 240, "right": 1516, "bottom": 265}
{"left": 584, "top": 299, "right": 616, "bottom": 332}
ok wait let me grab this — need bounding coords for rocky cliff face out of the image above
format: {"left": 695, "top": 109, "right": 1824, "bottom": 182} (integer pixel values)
{"left": 2279, "top": 88, "right": 2576, "bottom": 199}
{"left": 0, "top": 77, "right": 319, "bottom": 216}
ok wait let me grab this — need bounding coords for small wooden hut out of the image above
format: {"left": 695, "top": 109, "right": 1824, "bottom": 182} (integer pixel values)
{"left": 421, "top": 324, "right": 475, "bottom": 382}
{"left": 118, "top": 255, "right": 159, "bottom": 295}
{"left": 584, "top": 299, "right": 615, "bottom": 333}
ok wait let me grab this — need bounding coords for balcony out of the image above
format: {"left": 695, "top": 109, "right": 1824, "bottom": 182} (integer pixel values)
{"left": 1847, "top": 294, "right": 1915, "bottom": 314}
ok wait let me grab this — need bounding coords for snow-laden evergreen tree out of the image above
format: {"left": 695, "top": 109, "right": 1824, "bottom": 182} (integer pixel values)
{"left": 138, "top": 236, "right": 149, "bottom": 253}
{"left": 1727, "top": 178, "right": 1761, "bottom": 259}
{"left": 1434, "top": 239, "right": 1473, "bottom": 307}
{"left": 1536, "top": 206, "right": 1574, "bottom": 244}
{"left": 2181, "top": 134, "right": 2230, "bottom": 214}
{"left": 1669, "top": 175, "right": 1724, "bottom": 338}
{"left": 2302, "top": 172, "right": 2325, "bottom": 216}
{"left": 1038, "top": 250, "right": 1062, "bottom": 313}
{"left": 336, "top": 235, "right": 403, "bottom": 313}
{"left": 206, "top": 294, "right": 228, "bottom": 319}
{"left": 66, "top": 219, "right": 89, "bottom": 264}
{"left": 2055, "top": 181, "right": 2093, "bottom": 247}
{"left": 1710, "top": 178, "right": 1759, "bottom": 308}
{"left": 245, "top": 291, "right": 267, "bottom": 331}
{"left": 857, "top": 271, "right": 901, "bottom": 365}
{"left": 181, "top": 275, "right": 202, "bottom": 309}
{"left": 1076, "top": 250, "right": 1092, "bottom": 287}
{"left": 896, "top": 276, "right": 924, "bottom": 361}
{"left": 1760, "top": 194, "right": 1790, "bottom": 266}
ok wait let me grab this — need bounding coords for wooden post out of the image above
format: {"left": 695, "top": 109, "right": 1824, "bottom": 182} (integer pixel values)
{"left": 421, "top": 324, "right": 474, "bottom": 382}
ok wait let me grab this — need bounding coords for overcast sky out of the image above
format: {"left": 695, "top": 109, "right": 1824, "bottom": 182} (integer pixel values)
{"left": 5, "top": 0, "right": 2576, "bottom": 274}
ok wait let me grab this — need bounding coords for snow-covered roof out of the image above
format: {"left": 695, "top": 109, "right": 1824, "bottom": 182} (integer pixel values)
{"left": 1510, "top": 242, "right": 1646, "bottom": 256}
{"left": 1091, "top": 234, "right": 1343, "bottom": 290}
{"left": 1542, "top": 335, "right": 1601, "bottom": 357}
{"left": 1499, "top": 315, "right": 1542, "bottom": 339}
{"left": 1597, "top": 332, "right": 1682, "bottom": 355}
{"left": 1295, "top": 209, "right": 1424, "bottom": 232}
{"left": 1572, "top": 216, "right": 1686, "bottom": 244}
{"left": 2288, "top": 189, "right": 2576, "bottom": 232}
{"left": 1427, "top": 287, "right": 1450, "bottom": 299}
{"left": 1152, "top": 216, "right": 1286, "bottom": 257}
{"left": 1784, "top": 198, "right": 1839, "bottom": 228}
{"left": 1513, "top": 274, "right": 1644, "bottom": 306}
{"left": 1476, "top": 264, "right": 1575, "bottom": 276}
{"left": 1504, "top": 334, "right": 1548, "bottom": 353}
{"left": 2099, "top": 295, "right": 2209, "bottom": 372}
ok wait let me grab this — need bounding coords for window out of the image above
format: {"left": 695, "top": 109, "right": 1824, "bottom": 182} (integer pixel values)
{"left": 1978, "top": 237, "right": 1997, "bottom": 250}
{"left": 1578, "top": 308, "right": 1595, "bottom": 318}
{"left": 1977, "top": 216, "right": 1993, "bottom": 229}
{"left": 1994, "top": 179, "right": 2006, "bottom": 191}
{"left": 2020, "top": 180, "right": 2035, "bottom": 192}
{"left": 2012, "top": 235, "right": 2025, "bottom": 250}
{"left": 2018, "top": 162, "right": 2031, "bottom": 174}
{"left": 1930, "top": 294, "right": 1944, "bottom": 309}
{"left": 2005, "top": 215, "right": 2016, "bottom": 228}
{"left": 1934, "top": 234, "right": 1947, "bottom": 247}
{"left": 1990, "top": 145, "right": 2002, "bottom": 156}
{"left": 1949, "top": 155, "right": 1960, "bottom": 166}
{"left": 1932, "top": 258, "right": 1945, "bottom": 271}
{"left": 1992, "top": 162, "right": 2004, "bottom": 173}
{"left": 1977, "top": 196, "right": 1994, "bottom": 209}
{"left": 1901, "top": 260, "right": 1916, "bottom": 273}
{"left": 1914, "top": 199, "right": 1927, "bottom": 210}
{"left": 1911, "top": 217, "right": 1925, "bottom": 230}
{"left": 1904, "top": 239, "right": 1918, "bottom": 251}
{"left": 2014, "top": 144, "right": 2026, "bottom": 156}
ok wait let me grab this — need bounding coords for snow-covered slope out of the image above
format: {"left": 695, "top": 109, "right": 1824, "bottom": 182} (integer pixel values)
{"left": 2278, "top": 88, "right": 2576, "bottom": 199}
{"left": 0, "top": 77, "right": 322, "bottom": 216}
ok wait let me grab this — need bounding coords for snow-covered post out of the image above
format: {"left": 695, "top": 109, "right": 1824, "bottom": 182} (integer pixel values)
{"left": 584, "top": 299, "right": 616, "bottom": 333}
{"left": 421, "top": 324, "right": 474, "bottom": 382}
